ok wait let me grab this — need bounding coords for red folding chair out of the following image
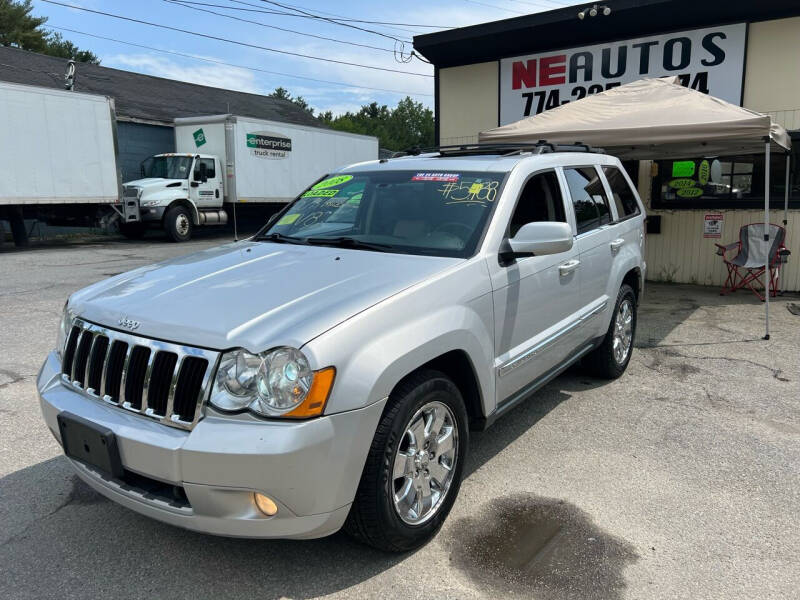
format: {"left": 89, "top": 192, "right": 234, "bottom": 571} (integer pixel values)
{"left": 715, "top": 223, "right": 788, "bottom": 301}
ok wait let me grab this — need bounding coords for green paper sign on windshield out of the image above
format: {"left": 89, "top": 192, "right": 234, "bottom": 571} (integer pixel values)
{"left": 313, "top": 175, "right": 353, "bottom": 189}
{"left": 672, "top": 161, "right": 695, "bottom": 178}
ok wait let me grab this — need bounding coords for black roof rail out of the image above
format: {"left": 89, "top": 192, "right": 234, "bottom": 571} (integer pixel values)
{"left": 395, "top": 141, "right": 605, "bottom": 158}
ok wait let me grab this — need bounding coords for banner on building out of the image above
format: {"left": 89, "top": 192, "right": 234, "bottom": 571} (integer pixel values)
{"left": 499, "top": 23, "right": 746, "bottom": 124}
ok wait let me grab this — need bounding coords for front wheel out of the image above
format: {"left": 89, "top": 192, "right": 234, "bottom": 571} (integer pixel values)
{"left": 344, "top": 370, "right": 468, "bottom": 552}
{"left": 164, "top": 205, "right": 193, "bottom": 242}
{"left": 583, "top": 283, "right": 637, "bottom": 379}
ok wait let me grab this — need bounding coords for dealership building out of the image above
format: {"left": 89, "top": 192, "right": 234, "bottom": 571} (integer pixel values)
{"left": 414, "top": 0, "right": 800, "bottom": 291}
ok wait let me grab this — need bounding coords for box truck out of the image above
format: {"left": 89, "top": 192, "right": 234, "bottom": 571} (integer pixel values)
{"left": 121, "top": 114, "right": 378, "bottom": 242}
{"left": 0, "top": 81, "right": 121, "bottom": 247}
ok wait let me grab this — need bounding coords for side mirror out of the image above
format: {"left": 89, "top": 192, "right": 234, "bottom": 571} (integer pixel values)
{"left": 507, "top": 221, "right": 573, "bottom": 257}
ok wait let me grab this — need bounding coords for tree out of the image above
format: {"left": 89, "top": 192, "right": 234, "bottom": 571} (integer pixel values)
{"left": 0, "top": 0, "right": 99, "bottom": 63}
{"left": 43, "top": 32, "right": 100, "bottom": 64}
{"left": 319, "top": 97, "right": 434, "bottom": 151}
{"left": 0, "top": 0, "right": 47, "bottom": 51}
{"left": 270, "top": 86, "right": 315, "bottom": 117}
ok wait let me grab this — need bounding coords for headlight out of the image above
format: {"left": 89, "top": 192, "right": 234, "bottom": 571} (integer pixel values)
{"left": 56, "top": 301, "right": 75, "bottom": 359}
{"left": 141, "top": 200, "right": 161, "bottom": 207}
{"left": 210, "top": 347, "right": 335, "bottom": 418}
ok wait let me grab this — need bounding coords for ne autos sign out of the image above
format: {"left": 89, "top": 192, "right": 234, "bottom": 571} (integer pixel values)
{"left": 499, "top": 23, "right": 746, "bottom": 124}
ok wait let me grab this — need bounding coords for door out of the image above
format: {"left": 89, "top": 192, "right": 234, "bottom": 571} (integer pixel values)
{"left": 563, "top": 166, "right": 615, "bottom": 322}
{"left": 190, "top": 157, "right": 220, "bottom": 209}
{"left": 489, "top": 170, "right": 583, "bottom": 405}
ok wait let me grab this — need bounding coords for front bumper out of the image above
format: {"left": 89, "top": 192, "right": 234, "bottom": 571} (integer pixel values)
{"left": 37, "top": 351, "right": 385, "bottom": 539}
{"left": 138, "top": 205, "right": 166, "bottom": 222}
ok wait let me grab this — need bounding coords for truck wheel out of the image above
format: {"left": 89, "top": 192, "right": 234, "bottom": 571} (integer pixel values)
{"left": 119, "top": 222, "right": 147, "bottom": 240}
{"left": 583, "top": 283, "right": 637, "bottom": 379}
{"left": 344, "top": 369, "right": 468, "bottom": 552}
{"left": 165, "top": 205, "right": 193, "bottom": 242}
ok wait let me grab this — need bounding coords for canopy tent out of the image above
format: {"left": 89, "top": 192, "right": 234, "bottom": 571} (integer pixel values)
{"left": 480, "top": 77, "right": 792, "bottom": 338}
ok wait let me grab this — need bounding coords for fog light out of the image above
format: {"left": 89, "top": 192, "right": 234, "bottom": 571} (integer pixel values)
{"left": 254, "top": 493, "right": 278, "bottom": 516}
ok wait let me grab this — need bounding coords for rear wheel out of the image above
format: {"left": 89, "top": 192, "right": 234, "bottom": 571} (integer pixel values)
{"left": 583, "top": 283, "right": 637, "bottom": 379}
{"left": 164, "top": 205, "right": 193, "bottom": 242}
{"left": 344, "top": 370, "right": 468, "bottom": 552}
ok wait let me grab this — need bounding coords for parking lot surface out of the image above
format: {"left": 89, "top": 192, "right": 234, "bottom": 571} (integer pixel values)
{"left": 1, "top": 236, "right": 798, "bottom": 599}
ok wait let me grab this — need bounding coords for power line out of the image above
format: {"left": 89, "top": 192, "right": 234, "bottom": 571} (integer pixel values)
{"left": 40, "top": 1, "right": 433, "bottom": 77}
{"left": 163, "top": 0, "right": 398, "bottom": 53}
{"left": 253, "top": 0, "right": 409, "bottom": 43}
{"left": 462, "top": 0, "right": 526, "bottom": 14}
{"left": 47, "top": 25, "right": 434, "bottom": 97}
{"left": 189, "top": 0, "right": 452, "bottom": 30}
{"left": 227, "top": 0, "right": 423, "bottom": 37}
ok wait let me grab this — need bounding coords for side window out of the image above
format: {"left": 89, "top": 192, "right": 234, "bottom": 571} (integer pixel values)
{"left": 198, "top": 158, "right": 215, "bottom": 179}
{"left": 508, "top": 171, "right": 566, "bottom": 237}
{"left": 564, "top": 167, "right": 612, "bottom": 234}
{"left": 603, "top": 165, "right": 641, "bottom": 219}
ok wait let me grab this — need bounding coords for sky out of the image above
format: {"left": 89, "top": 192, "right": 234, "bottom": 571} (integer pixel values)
{"left": 32, "top": 0, "right": 584, "bottom": 115}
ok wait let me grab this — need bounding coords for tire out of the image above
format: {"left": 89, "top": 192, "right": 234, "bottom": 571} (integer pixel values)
{"left": 119, "top": 222, "right": 147, "bottom": 240}
{"left": 344, "top": 369, "right": 469, "bottom": 552}
{"left": 583, "top": 283, "right": 637, "bottom": 379}
{"left": 164, "top": 205, "right": 193, "bottom": 242}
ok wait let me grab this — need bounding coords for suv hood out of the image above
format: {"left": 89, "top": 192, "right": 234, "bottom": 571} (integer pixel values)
{"left": 70, "top": 241, "right": 459, "bottom": 351}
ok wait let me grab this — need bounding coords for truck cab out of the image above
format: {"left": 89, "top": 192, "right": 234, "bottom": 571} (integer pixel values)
{"left": 121, "top": 153, "right": 227, "bottom": 242}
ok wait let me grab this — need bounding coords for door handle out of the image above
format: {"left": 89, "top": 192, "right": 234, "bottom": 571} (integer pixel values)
{"left": 610, "top": 238, "right": 625, "bottom": 252}
{"left": 559, "top": 259, "right": 580, "bottom": 276}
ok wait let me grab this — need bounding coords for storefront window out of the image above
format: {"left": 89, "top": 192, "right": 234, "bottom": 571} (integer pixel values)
{"left": 651, "top": 135, "right": 800, "bottom": 209}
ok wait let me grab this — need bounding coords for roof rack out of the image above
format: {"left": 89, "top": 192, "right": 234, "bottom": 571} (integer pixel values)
{"left": 399, "top": 141, "right": 605, "bottom": 158}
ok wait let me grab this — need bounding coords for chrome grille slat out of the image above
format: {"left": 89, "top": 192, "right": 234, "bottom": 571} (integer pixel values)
{"left": 60, "top": 318, "right": 219, "bottom": 431}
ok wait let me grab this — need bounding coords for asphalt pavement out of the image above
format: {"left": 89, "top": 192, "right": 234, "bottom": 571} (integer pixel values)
{"left": 1, "top": 234, "right": 798, "bottom": 599}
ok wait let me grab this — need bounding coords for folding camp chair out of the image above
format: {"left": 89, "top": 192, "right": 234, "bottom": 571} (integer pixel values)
{"left": 715, "top": 223, "right": 789, "bottom": 301}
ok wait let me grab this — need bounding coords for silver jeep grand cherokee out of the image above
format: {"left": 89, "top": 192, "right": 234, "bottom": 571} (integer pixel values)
{"left": 38, "top": 143, "right": 646, "bottom": 551}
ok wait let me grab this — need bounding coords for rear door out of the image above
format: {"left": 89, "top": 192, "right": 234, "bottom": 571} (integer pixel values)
{"left": 489, "top": 169, "right": 583, "bottom": 404}
{"left": 599, "top": 164, "right": 645, "bottom": 264}
{"left": 562, "top": 166, "right": 615, "bottom": 330}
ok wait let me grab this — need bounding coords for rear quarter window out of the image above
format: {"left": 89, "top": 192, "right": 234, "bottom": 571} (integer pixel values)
{"left": 603, "top": 166, "right": 641, "bottom": 219}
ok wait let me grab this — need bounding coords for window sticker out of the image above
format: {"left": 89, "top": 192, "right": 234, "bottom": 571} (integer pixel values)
{"left": 671, "top": 161, "right": 696, "bottom": 178}
{"left": 301, "top": 189, "right": 339, "bottom": 198}
{"left": 438, "top": 179, "right": 499, "bottom": 205}
{"left": 668, "top": 178, "right": 697, "bottom": 189}
{"left": 411, "top": 172, "right": 460, "bottom": 182}
{"left": 277, "top": 213, "right": 300, "bottom": 225}
{"left": 312, "top": 175, "right": 353, "bottom": 189}
{"left": 698, "top": 160, "right": 710, "bottom": 185}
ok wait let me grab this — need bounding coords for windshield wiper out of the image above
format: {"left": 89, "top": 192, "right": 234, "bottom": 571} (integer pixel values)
{"left": 305, "top": 236, "right": 392, "bottom": 252}
{"left": 257, "top": 232, "right": 307, "bottom": 245}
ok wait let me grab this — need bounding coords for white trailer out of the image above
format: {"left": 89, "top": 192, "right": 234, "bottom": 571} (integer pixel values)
{"left": 121, "top": 114, "right": 378, "bottom": 242}
{"left": 0, "top": 81, "right": 121, "bottom": 246}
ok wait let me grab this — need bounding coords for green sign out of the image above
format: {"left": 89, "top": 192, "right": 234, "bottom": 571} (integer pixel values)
{"left": 669, "top": 178, "right": 697, "bottom": 189}
{"left": 677, "top": 187, "right": 704, "bottom": 198}
{"left": 193, "top": 128, "right": 206, "bottom": 147}
{"left": 672, "top": 161, "right": 695, "bottom": 178}
{"left": 313, "top": 175, "right": 353, "bottom": 189}
{"left": 698, "top": 160, "right": 710, "bottom": 185}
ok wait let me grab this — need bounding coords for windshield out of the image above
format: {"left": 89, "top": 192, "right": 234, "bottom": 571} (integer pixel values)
{"left": 141, "top": 156, "right": 193, "bottom": 180}
{"left": 257, "top": 170, "right": 506, "bottom": 257}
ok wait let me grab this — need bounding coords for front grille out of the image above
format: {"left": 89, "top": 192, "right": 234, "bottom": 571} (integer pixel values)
{"left": 61, "top": 318, "right": 219, "bottom": 430}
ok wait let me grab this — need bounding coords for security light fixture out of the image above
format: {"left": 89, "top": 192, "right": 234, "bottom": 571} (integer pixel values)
{"left": 578, "top": 4, "right": 611, "bottom": 19}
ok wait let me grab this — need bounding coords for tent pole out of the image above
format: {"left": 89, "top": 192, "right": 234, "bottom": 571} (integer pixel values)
{"left": 780, "top": 153, "right": 790, "bottom": 294}
{"left": 763, "top": 142, "right": 770, "bottom": 340}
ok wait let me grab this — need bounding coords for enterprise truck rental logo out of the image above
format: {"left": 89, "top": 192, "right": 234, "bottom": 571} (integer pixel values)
{"left": 499, "top": 23, "right": 746, "bottom": 124}
{"left": 246, "top": 131, "right": 292, "bottom": 159}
